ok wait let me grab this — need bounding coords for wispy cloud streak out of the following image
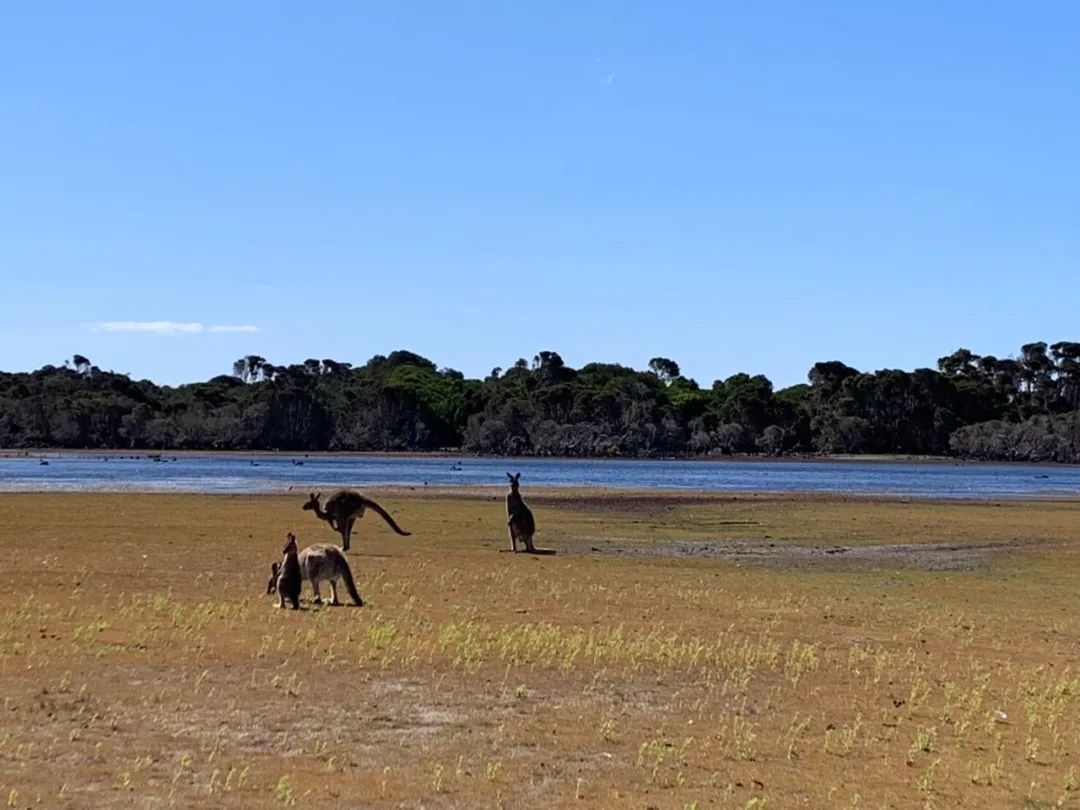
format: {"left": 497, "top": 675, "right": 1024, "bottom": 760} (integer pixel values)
{"left": 91, "top": 321, "right": 259, "bottom": 335}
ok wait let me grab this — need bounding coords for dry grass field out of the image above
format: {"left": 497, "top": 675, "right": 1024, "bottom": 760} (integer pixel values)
{"left": 2, "top": 489, "right": 1080, "bottom": 808}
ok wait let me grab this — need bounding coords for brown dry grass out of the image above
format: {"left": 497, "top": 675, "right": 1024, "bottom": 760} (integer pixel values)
{"left": 2, "top": 491, "right": 1080, "bottom": 808}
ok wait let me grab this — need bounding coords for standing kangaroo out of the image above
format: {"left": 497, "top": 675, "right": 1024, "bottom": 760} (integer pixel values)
{"left": 272, "top": 533, "right": 302, "bottom": 610}
{"left": 506, "top": 472, "right": 537, "bottom": 553}
{"left": 302, "top": 491, "right": 411, "bottom": 551}
{"left": 267, "top": 541, "right": 364, "bottom": 607}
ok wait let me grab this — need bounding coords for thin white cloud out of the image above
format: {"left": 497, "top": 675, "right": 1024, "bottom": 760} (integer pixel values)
{"left": 90, "top": 321, "right": 259, "bottom": 335}
{"left": 94, "top": 321, "right": 204, "bottom": 334}
{"left": 601, "top": 73, "right": 616, "bottom": 86}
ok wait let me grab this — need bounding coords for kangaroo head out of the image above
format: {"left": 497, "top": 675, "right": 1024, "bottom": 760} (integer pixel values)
{"left": 302, "top": 492, "right": 322, "bottom": 511}
{"left": 266, "top": 562, "right": 280, "bottom": 594}
{"left": 282, "top": 532, "right": 298, "bottom": 555}
{"left": 507, "top": 472, "right": 521, "bottom": 491}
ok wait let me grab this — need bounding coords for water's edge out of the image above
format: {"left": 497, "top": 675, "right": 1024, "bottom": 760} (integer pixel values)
{"left": 1, "top": 453, "right": 1078, "bottom": 499}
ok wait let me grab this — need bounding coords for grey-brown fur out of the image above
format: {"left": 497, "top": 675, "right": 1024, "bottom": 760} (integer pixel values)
{"left": 302, "top": 490, "right": 411, "bottom": 552}
{"left": 267, "top": 562, "right": 281, "bottom": 595}
{"left": 274, "top": 533, "right": 302, "bottom": 609}
{"left": 297, "top": 543, "right": 364, "bottom": 606}
{"left": 506, "top": 472, "right": 537, "bottom": 553}
{"left": 267, "top": 542, "right": 364, "bottom": 606}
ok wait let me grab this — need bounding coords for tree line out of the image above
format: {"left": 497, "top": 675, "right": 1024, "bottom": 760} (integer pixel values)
{"left": 1, "top": 342, "right": 1079, "bottom": 462}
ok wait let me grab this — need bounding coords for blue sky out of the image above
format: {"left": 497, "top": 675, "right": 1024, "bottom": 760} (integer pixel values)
{"left": 3, "top": 2, "right": 1078, "bottom": 388}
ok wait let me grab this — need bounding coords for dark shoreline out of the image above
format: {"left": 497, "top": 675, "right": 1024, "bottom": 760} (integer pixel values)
{"left": 4, "top": 447, "right": 1075, "bottom": 466}
{"left": 1, "top": 448, "right": 1077, "bottom": 470}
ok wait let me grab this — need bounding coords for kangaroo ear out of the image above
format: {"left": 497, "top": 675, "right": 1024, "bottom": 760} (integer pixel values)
{"left": 506, "top": 472, "right": 514, "bottom": 481}
{"left": 514, "top": 473, "right": 522, "bottom": 483}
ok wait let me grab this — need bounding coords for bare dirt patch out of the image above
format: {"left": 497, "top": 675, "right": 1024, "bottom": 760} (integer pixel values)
{"left": 576, "top": 535, "right": 1067, "bottom": 570}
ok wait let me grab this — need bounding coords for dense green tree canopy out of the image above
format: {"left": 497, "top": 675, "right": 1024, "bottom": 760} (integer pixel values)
{"left": 1, "top": 341, "right": 1078, "bottom": 462}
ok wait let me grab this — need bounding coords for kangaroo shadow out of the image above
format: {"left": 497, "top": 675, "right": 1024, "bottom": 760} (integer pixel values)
{"left": 498, "top": 547, "right": 557, "bottom": 556}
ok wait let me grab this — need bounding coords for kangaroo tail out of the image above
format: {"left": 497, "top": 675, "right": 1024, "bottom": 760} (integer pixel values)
{"left": 361, "top": 496, "right": 412, "bottom": 536}
{"left": 338, "top": 556, "right": 364, "bottom": 606}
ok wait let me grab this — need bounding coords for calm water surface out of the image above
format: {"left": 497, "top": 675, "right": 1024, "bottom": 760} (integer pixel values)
{"left": 0, "top": 454, "right": 1077, "bottom": 499}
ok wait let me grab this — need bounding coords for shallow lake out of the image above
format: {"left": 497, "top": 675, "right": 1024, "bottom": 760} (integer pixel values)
{"left": 0, "top": 453, "right": 1077, "bottom": 499}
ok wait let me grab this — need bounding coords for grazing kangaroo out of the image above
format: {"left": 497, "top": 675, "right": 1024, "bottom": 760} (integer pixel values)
{"left": 506, "top": 472, "right": 537, "bottom": 553}
{"left": 272, "top": 533, "right": 302, "bottom": 610}
{"left": 267, "top": 541, "right": 364, "bottom": 607}
{"left": 302, "top": 491, "right": 411, "bottom": 551}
